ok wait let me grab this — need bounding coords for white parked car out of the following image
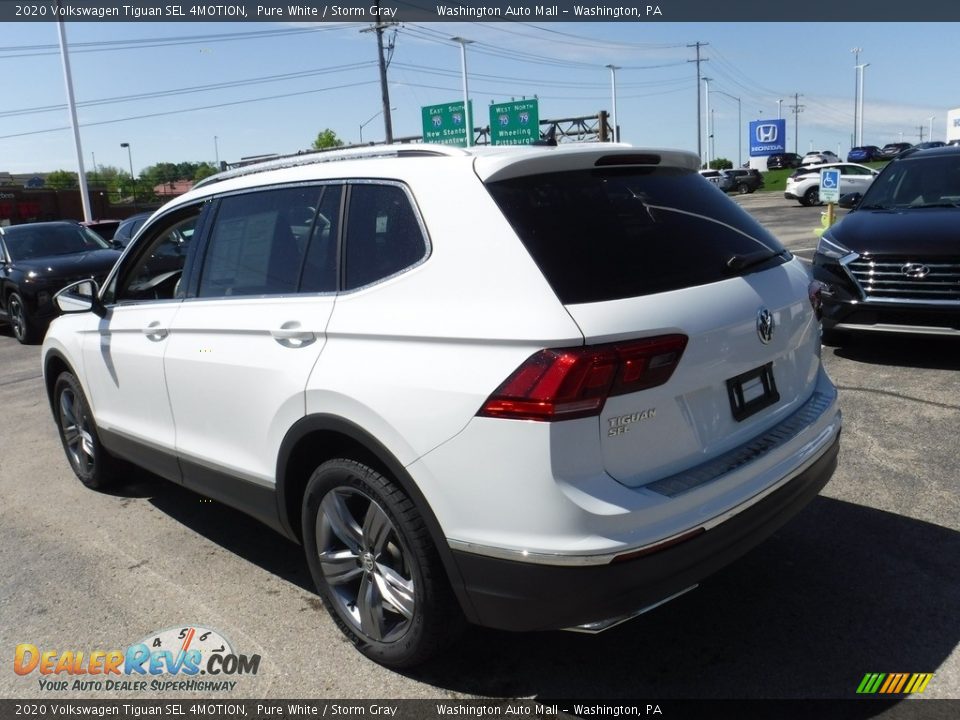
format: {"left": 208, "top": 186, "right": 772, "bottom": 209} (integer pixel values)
{"left": 785, "top": 162, "right": 879, "bottom": 206}
{"left": 800, "top": 151, "right": 841, "bottom": 166}
{"left": 42, "top": 143, "right": 841, "bottom": 668}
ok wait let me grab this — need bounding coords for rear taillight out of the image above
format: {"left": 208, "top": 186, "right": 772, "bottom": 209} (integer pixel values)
{"left": 478, "top": 334, "right": 688, "bottom": 422}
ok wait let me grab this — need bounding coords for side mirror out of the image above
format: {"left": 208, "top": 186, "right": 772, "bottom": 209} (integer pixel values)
{"left": 54, "top": 279, "right": 106, "bottom": 317}
{"left": 838, "top": 192, "right": 862, "bottom": 209}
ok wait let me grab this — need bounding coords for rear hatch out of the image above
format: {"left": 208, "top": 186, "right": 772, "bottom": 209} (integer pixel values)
{"left": 481, "top": 150, "right": 821, "bottom": 488}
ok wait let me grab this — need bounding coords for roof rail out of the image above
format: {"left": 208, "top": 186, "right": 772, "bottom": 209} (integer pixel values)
{"left": 194, "top": 144, "right": 471, "bottom": 189}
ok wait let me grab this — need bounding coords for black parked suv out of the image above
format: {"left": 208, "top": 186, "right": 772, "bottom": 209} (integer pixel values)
{"left": 721, "top": 169, "right": 764, "bottom": 194}
{"left": 767, "top": 153, "right": 803, "bottom": 170}
{"left": 812, "top": 145, "right": 960, "bottom": 341}
{"left": 0, "top": 222, "right": 120, "bottom": 344}
{"left": 877, "top": 142, "right": 913, "bottom": 160}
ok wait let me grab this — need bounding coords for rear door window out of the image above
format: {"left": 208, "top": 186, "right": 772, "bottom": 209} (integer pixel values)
{"left": 486, "top": 167, "right": 787, "bottom": 305}
{"left": 198, "top": 186, "right": 321, "bottom": 298}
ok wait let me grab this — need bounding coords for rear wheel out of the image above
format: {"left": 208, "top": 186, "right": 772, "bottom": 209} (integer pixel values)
{"left": 737, "top": 183, "right": 750, "bottom": 195}
{"left": 53, "top": 372, "right": 121, "bottom": 489}
{"left": 801, "top": 187, "right": 821, "bottom": 207}
{"left": 8, "top": 292, "right": 39, "bottom": 345}
{"left": 302, "top": 459, "right": 464, "bottom": 668}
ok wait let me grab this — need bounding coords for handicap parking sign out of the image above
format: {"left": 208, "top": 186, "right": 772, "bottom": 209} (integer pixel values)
{"left": 819, "top": 168, "right": 841, "bottom": 203}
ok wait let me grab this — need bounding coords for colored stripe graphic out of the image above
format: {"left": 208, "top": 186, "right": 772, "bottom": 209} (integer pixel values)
{"left": 857, "top": 672, "right": 933, "bottom": 694}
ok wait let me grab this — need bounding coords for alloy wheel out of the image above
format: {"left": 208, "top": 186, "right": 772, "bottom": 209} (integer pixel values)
{"left": 9, "top": 295, "right": 25, "bottom": 341}
{"left": 315, "top": 488, "right": 416, "bottom": 643}
{"left": 59, "top": 387, "right": 96, "bottom": 476}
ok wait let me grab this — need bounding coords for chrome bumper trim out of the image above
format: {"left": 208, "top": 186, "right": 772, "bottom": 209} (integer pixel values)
{"left": 834, "top": 322, "right": 960, "bottom": 336}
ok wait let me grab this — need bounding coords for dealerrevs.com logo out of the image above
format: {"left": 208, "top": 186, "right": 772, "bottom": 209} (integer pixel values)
{"left": 14, "top": 625, "right": 260, "bottom": 693}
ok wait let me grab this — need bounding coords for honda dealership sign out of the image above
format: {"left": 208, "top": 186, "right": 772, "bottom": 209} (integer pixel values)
{"left": 749, "top": 119, "right": 787, "bottom": 156}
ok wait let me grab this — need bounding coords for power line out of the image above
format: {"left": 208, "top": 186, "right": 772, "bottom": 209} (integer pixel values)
{"left": 0, "top": 62, "right": 377, "bottom": 119}
{"left": 0, "top": 80, "right": 379, "bottom": 141}
{"left": 0, "top": 25, "right": 364, "bottom": 59}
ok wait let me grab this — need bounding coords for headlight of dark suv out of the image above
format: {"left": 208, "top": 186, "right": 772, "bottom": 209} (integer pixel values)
{"left": 815, "top": 235, "right": 855, "bottom": 261}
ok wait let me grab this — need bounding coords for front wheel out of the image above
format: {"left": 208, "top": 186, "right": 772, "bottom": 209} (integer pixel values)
{"left": 53, "top": 372, "right": 121, "bottom": 489}
{"left": 737, "top": 183, "right": 751, "bottom": 195}
{"left": 302, "top": 459, "right": 464, "bottom": 668}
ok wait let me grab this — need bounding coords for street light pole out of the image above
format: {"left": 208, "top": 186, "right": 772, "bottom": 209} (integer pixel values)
{"left": 703, "top": 77, "right": 712, "bottom": 168}
{"left": 713, "top": 89, "right": 741, "bottom": 167}
{"left": 360, "top": 106, "right": 397, "bottom": 143}
{"left": 856, "top": 63, "right": 869, "bottom": 146}
{"left": 777, "top": 98, "right": 783, "bottom": 119}
{"left": 929, "top": 115, "right": 936, "bottom": 141}
{"left": 57, "top": 10, "right": 92, "bottom": 221}
{"left": 451, "top": 37, "right": 474, "bottom": 148}
{"left": 214, "top": 135, "right": 220, "bottom": 168}
{"left": 851, "top": 47, "right": 862, "bottom": 146}
{"left": 120, "top": 142, "right": 137, "bottom": 211}
{"left": 605, "top": 64, "right": 620, "bottom": 142}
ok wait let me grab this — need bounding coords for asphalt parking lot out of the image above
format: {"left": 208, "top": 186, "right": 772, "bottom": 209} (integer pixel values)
{"left": 0, "top": 191, "right": 957, "bottom": 704}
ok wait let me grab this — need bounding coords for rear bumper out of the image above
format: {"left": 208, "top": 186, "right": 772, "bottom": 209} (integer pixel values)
{"left": 450, "top": 432, "right": 839, "bottom": 632}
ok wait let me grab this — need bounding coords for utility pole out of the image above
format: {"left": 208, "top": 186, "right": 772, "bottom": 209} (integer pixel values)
{"left": 687, "top": 42, "right": 708, "bottom": 166}
{"left": 918, "top": 125, "right": 926, "bottom": 143}
{"left": 790, "top": 93, "right": 805, "bottom": 155}
{"left": 362, "top": 2, "right": 395, "bottom": 144}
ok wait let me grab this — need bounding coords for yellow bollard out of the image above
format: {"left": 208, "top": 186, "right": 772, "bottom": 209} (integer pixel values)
{"left": 814, "top": 202, "right": 837, "bottom": 238}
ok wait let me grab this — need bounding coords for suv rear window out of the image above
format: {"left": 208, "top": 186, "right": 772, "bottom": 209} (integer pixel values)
{"left": 485, "top": 167, "right": 786, "bottom": 304}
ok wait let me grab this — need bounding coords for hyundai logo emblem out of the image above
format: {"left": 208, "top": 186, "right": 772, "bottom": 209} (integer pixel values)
{"left": 757, "top": 308, "right": 775, "bottom": 344}
{"left": 900, "top": 262, "right": 930, "bottom": 279}
{"left": 756, "top": 124, "right": 778, "bottom": 143}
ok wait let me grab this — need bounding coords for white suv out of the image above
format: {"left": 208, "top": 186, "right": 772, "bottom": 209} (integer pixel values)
{"left": 784, "top": 162, "right": 879, "bottom": 206}
{"left": 42, "top": 144, "right": 841, "bottom": 668}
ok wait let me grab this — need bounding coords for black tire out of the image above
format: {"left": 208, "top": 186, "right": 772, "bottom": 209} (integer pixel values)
{"left": 737, "top": 183, "right": 750, "bottom": 195}
{"left": 7, "top": 292, "right": 39, "bottom": 345}
{"left": 801, "top": 187, "right": 821, "bottom": 207}
{"left": 53, "top": 372, "right": 121, "bottom": 490}
{"left": 302, "top": 459, "right": 464, "bottom": 668}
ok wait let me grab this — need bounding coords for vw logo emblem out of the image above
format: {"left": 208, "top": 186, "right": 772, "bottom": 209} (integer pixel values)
{"left": 756, "top": 308, "right": 775, "bottom": 344}
{"left": 900, "top": 262, "right": 930, "bottom": 279}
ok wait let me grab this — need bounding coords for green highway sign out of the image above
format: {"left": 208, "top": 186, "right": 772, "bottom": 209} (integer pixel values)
{"left": 490, "top": 99, "right": 540, "bottom": 145}
{"left": 421, "top": 101, "right": 473, "bottom": 146}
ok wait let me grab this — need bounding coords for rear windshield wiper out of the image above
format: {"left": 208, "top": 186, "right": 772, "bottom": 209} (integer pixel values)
{"left": 726, "top": 249, "right": 787, "bottom": 274}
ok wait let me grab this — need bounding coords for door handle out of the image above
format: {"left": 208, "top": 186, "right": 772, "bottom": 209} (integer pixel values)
{"left": 143, "top": 321, "right": 168, "bottom": 342}
{"left": 271, "top": 321, "right": 316, "bottom": 348}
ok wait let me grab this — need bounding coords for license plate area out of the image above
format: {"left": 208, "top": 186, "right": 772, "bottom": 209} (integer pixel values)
{"left": 726, "top": 362, "right": 779, "bottom": 422}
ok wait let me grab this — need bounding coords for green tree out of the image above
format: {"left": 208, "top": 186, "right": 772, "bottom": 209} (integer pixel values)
{"left": 312, "top": 128, "right": 344, "bottom": 150}
{"left": 45, "top": 170, "right": 78, "bottom": 189}
{"left": 193, "top": 163, "right": 219, "bottom": 182}
{"left": 709, "top": 157, "right": 733, "bottom": 170}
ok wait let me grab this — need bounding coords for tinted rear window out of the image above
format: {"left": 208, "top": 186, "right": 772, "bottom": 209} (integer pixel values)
{"left": 485, "top": 167, "right": 786, "bottom": 304}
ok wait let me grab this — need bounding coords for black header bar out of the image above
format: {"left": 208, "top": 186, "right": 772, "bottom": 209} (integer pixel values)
{"left": 2, "top": 1, "right": 959, "bottom": 23}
